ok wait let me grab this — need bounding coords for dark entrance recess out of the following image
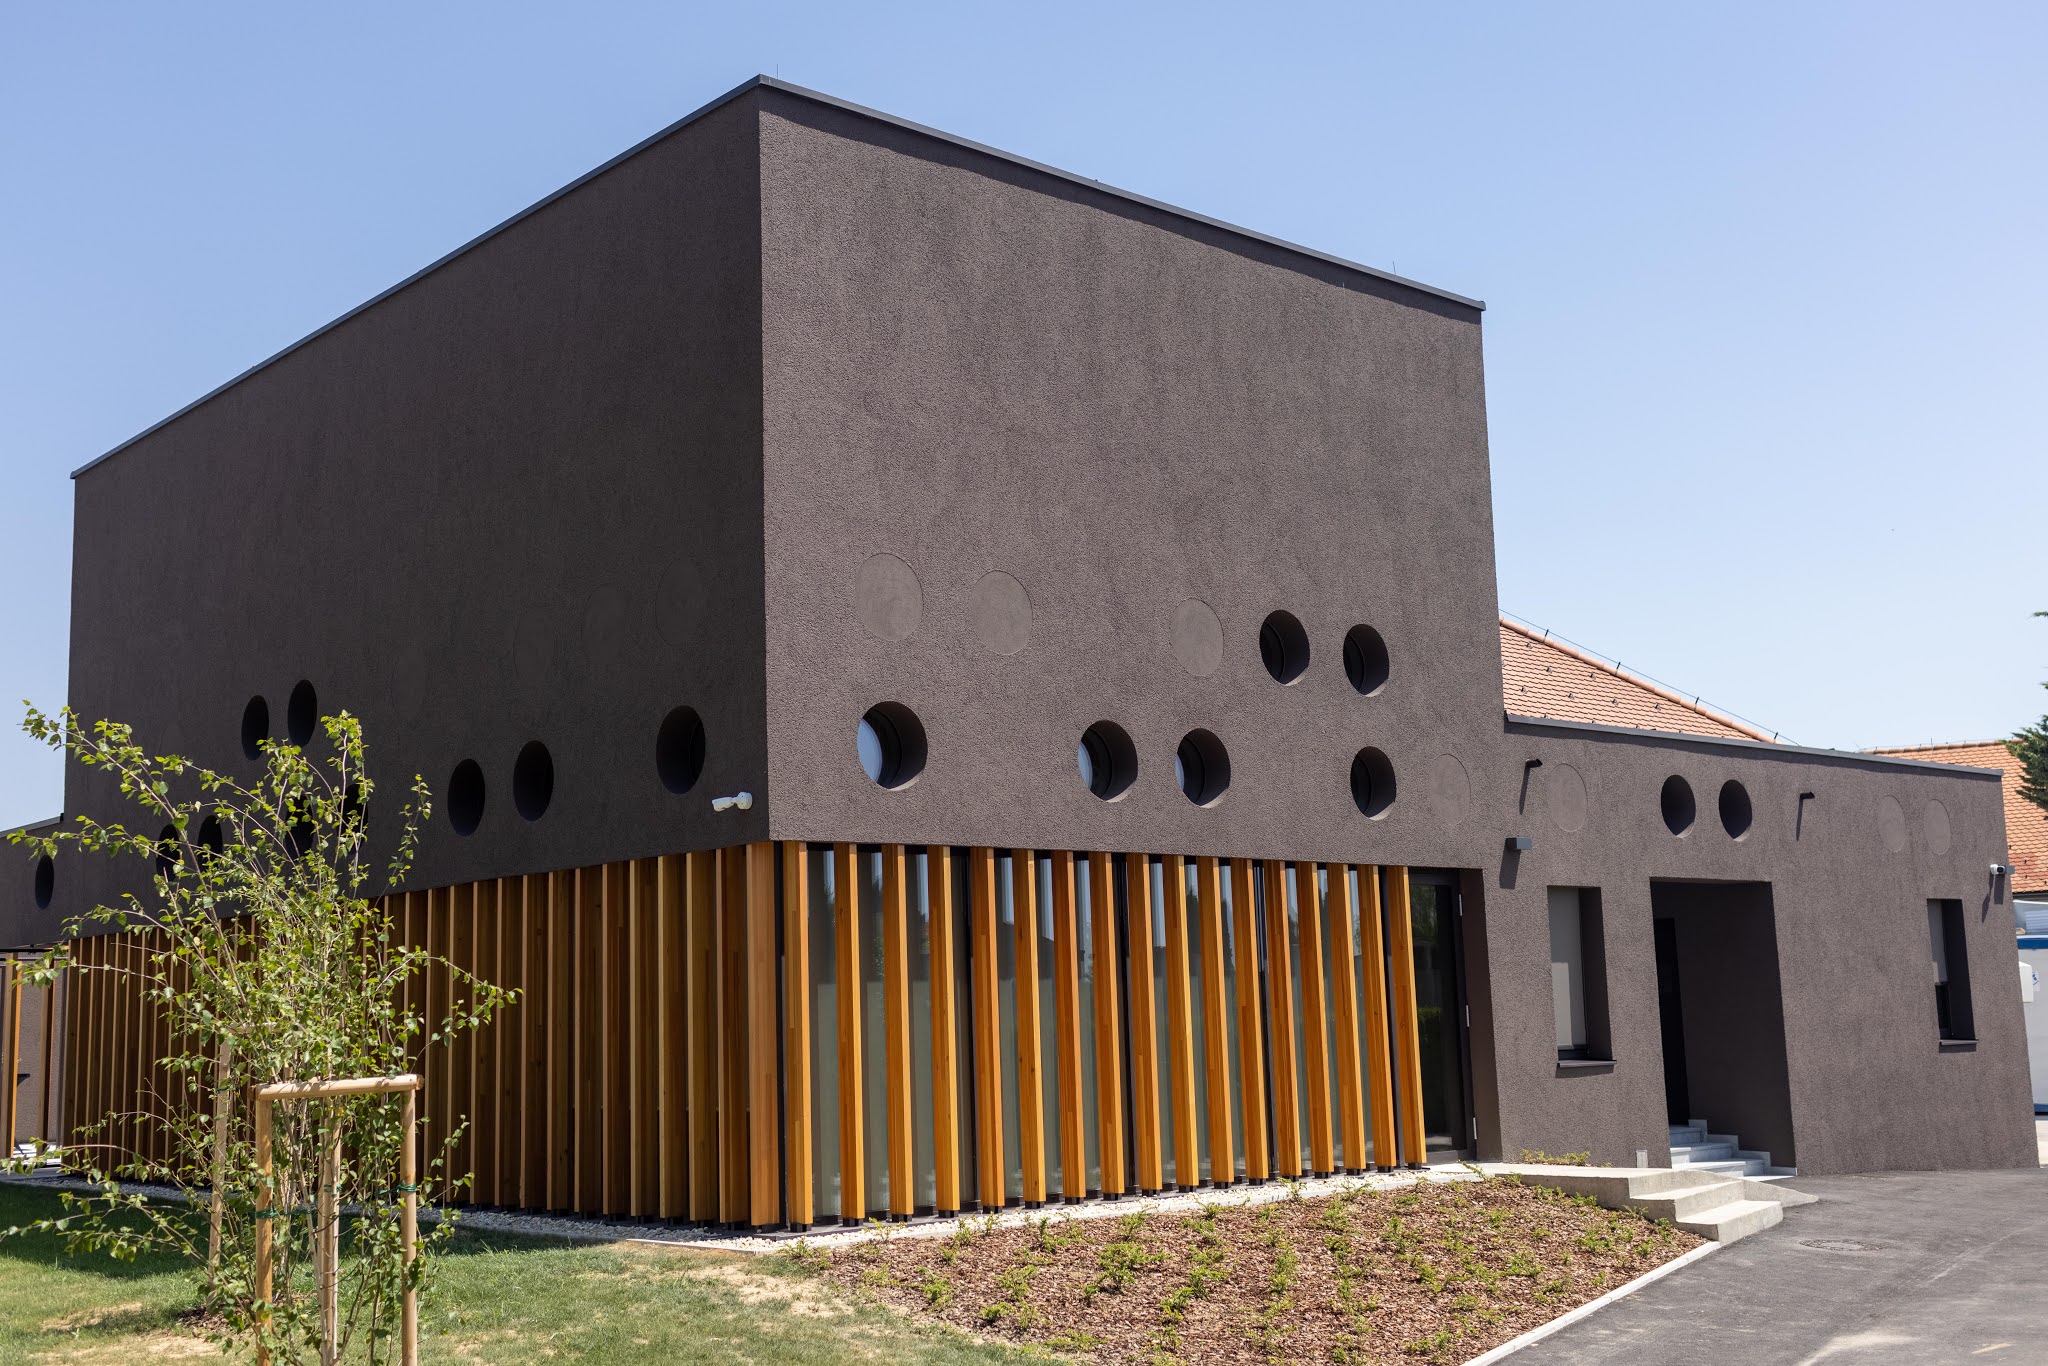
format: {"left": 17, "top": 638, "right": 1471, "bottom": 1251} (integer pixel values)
{"left": 1404, "top": 871, "right": 1473, "bottom": 1156}
{"left": 1654, "top": 918, "right": 1690, "bottom": 1124}
{"left": 1650, "top": 881, "right": 1796, "bottom": 1167}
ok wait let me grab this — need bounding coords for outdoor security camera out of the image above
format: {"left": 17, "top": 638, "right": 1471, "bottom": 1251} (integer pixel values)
{"left": 711, "top": 791, "right": 754, "bottom": 812}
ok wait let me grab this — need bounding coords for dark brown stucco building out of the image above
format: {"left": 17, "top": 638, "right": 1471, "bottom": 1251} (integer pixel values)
{"left": 6, "top": 78, "right": 2034, "bottom": 1223}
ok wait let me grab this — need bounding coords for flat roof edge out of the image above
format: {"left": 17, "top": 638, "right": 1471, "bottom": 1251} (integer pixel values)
{"left": 72, "top": 75, "right": 1480, "bottom": 481}
{"left": 1505, "top": 713, "right": 2006, "bottom": 778}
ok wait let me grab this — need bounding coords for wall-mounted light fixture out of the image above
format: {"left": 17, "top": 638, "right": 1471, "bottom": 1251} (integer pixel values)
{"left": 1505, "top": 835, "right": 1533, "bottom": 853}
{"left": 711, "top": 791, "right": 754, "bottom": 812}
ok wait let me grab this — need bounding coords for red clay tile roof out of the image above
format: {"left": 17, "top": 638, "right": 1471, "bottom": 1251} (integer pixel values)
{"left": 1868, "top": 740, "right": 2048, "bottom": 897}
{"left": 1500, "top": 618, "right": 1775, "bottom": 743}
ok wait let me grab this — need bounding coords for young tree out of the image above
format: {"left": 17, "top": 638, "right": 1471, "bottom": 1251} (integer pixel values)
{"left": 4, "top": 706, "right": 506, "bottom": 1364}
{"left": 2013, "top": 611, "right": 2048, "bottom": 815}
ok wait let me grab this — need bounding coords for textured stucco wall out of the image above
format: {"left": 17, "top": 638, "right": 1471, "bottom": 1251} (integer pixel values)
{"left": 1479, "top": 720, "right": 2033, "bottom": 1175}
{"left": 756, "top": 92, "right": 1505, "bottom": 867}
{"left": 22, "top": 95, "right": 768, "bottom": 946}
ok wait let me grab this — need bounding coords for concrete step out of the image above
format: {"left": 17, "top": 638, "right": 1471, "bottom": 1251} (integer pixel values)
{"left": 1484, "top": 1163, "right": 1813, "bottom": 1247}
{"left": 1681, "top": 1157, "right": 1769, "bottom": 1177}
{"left": 1672, "top": 1142, "right": 1736, "bottom": 1163}
{"left": 1623, "top": 1178, "right": 1748, "bottom": 1223}
{"left": 1676, "top": 1197, "right": 1783, "bottom": 1242}
{"left": 1668, "top": 1124, "right": 1707, "bottom": 1146}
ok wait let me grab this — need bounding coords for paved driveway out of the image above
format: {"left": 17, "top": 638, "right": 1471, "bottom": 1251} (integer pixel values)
{"left": 1510, "top": 1166, "right": 2048, "bottom": 1365}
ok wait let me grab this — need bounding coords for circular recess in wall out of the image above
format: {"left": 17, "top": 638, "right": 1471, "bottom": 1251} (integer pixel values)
{"left": 448, "top": 760, "right": 486, "bottom": 836}
{"left": 972, "top": 571, "right": 1033, "bottom": 655}
{"left": 198, "top": 813, "right": 224, "bottom": 859}
{"left": 155, "top": 824, "right": 179, "bottom": 881}
{"left": 1923, "top": 800, "right": 1952, "bottom": 857}
{"left": 241, "top": 696, "right": 270, "bottom": 761}
{"left": 1548, "top": 763, "right": 1589, "bottom": 833}
{"left": 1351, "top": 747, "right": 1398, "bottom": 819}
{"left": 33, "top": 856, "right": 53, "bottom": 910}
{"left": 1428, "top": 753, "right": 1469, "bottom": 827}
{"left": 1174, "top": 729, "right": 1231, "bottom": 807}
{"left": 514, "top": 742, "right": 554, "bottom": 821}
{"left": 855, "top": 554, "right": 923, "bottom": 641}
{"left": 1877, "top": 795, "right": 1907, "bottom": 854}
{"left": 1660, "top": 775, "right": 1697, "bottom": 836}
{"left": 1169, "top": 599, "right": 1224, "bottom": 677}
{"left": 656, "top": 706, "right": 707, "bottom": 794}
{"left": 858, "top": 703, "right": 927, "bottom": 790}
{"left": 1259, "top": 610, "right": 1311, "bottom": 685}
{"left": 1719, "top": 779, "right": 1753, "bottom": 840}
{"left": 1343, "top": 625, "right": 1391, "bottom": 696}
{"left": 287, "top": 680, "right": 318, "bottom": 747}
{"left": 1077, "top": 721, "right": 1138, "bottom": 801}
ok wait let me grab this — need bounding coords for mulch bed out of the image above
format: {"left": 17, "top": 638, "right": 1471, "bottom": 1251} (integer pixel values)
{"left": 805, "top": 1174, "right": 1703, "bottom": 1363}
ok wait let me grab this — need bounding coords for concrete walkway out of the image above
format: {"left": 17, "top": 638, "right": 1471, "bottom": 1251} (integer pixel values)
{"left": 1507, "top": 1166, "right": 2048, "bottom": 1365}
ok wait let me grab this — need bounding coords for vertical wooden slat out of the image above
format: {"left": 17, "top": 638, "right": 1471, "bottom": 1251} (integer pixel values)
{"left": 1356, "top": 866, "right": 1398, "bottom": 1171}
{"left": 1196, "top": 857, "right": 1233, "bottom": 1185}
{"left": 1161, "top": 854, "right": 1198, "bottom": 1188}
{"left": 1088, "top": 851, "right": 1125, "bottom": 1198}
{"left": 657, "top": 855, "right": 688, "bottom": 1220}
{"left": 685, "top": 851, "right": 718, "bottom": 1223}
{"left": 1328, "top": 867, "right": 1367, "bottom": 1172}
{"left": 747, "top": 842, "right": 780, "bottom": 1230}
{"left": 573, "top": 867, "right": 603, "bottom": 1213}
{"left": 112, "top": 933, "right": 132, "bottom": 1169}
{"left": 833, "top": 842, "right": 864, "bottom": 1221}
{"left": 547, "top": 871, "right": 574, "bottom": 1209}
{"left": 626, "top": 859, "right": 649, "bottom": 1217}
{"left": 1296, "top": 862, "right": 1333, "bottom": 1176}
{"left": 450, "top": 883, "right": 476, "bottom": 1200}
{"left": 472, "top": 881, "right": 498, "bottom": 1205}
{"left": 881, "top": 844, "right": 914, "bottom": 1219}
{"left": 1049, "top": 850, "right": 1086, "bottom": 1201}
{"left": 2, "top": 959, "right": 21, "bottom": 1156}
{"left": 927, "top": 846, "right": 959, "bottom": 1215}
{"left": 1385, "top": 866, "right": 1428, "bottom": 1168}
{"left": 63, "top": 939, "right": 85, "bottom": 1153}
{"left": 41, "top": 970, "right": 58, "bottom": 1143}
{"left": 639, "top": 858, "right": 663, "bottom": 1216}
{"left": 1011, "top": 850, "right": 1045, "bottom": 1205}
{"left": 606, "top": 861, "right": 632, "bottom": 1215}
{"left": 1126, "top": 854, "right": 1162, "bottom": 1193}
{"left": 1230, "top": 861, "right": 1269, "bottom": 1183}
{"left": 781, "top": 844, "right": 813, "bottom": 1228}
{"left": 521, "top": 874, "right": 546, "bottom": 1210}
{"left": 969, "top": 848, "right": 1003, "bottom": 1211}
{"left": 1262, "top": 860, "right": 1301, "bottom": 1178}
{"left": 718, "top": 847, "right": 749, "bottom": 1224}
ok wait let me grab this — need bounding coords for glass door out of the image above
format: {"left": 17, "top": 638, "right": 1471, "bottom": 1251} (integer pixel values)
{"left": 1406, "top": 873, "right": 1471, "bottom": 1154}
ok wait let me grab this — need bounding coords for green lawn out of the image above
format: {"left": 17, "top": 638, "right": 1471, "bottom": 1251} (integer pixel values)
{"left": 0, "top": 1184, "right": 1027, "bottom": 1364}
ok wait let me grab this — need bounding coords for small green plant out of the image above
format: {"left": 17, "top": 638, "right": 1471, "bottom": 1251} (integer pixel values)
{"left": 916, "top": 1268, "right": 954, "bottom": 1309}
{"left": 1518, "top": 1149, "right": 1595, "bottom": 1166}
{"left": 783, "top": 1239, "right": 831, "bottom": 1274}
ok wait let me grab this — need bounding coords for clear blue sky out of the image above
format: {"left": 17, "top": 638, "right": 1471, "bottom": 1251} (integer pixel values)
{"left": 3, "top": 3, "right": 2043, "bottom": 829}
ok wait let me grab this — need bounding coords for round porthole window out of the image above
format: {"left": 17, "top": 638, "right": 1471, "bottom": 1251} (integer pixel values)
{"left": 33, "top": 856, "right": 54, "bottom": 910}
{"left": 1175, "top": 729, "right": 1231, "bottom": 806}
{"left": 1259, "top": 610, "right": 1311, "bottom": 685}
{"left": 1077, "top": 722, "right": 1137, "bottom": 801}
{"left": 287, "top": 679, "right": 318, "bottom": 747}
{"left": 514, "top": 741, "right": 554, "bottom": 821}
{"left": 656, "top": 706, "right": 707, "bottom": 795}
{"left": 1343, "top": 625, "right": 1390, "bottom": 696}
{"left": 241, "top": 695, "right": 270, "bottom": 761}
{"left": 198, "top": 813, "right": 225, "bottom": 859}
{"left": 1350, "top": 747, "right": 1397, "bottom": 819}
{"left": 448, "top": 759, "right": 486, "bottom": 836}
{"left": 1661, "top": 775, "right": 1696, "bottom": 837}
{"left": 155, "top": 824, "right": 179, "bottom": 881}
{"left": 858, "top": 703, "right": 927, "bottom": 790}
{"left": 1719, "top": 779, "right": 1753, "bottom": 839}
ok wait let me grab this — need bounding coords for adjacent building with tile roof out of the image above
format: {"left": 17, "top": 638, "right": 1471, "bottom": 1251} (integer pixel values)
{"left": 1499, "top": 618, "right": 1774, "bottom": 742}
{"left": 1870, "top": 740, "right": 2048, "bottom": 898}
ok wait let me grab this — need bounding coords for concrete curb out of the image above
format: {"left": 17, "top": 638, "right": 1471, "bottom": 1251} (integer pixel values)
{"left": 1459, "top": 1240, "right": 1720, "bottom": 1365}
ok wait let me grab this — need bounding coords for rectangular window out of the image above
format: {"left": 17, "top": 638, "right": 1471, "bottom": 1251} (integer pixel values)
{"left": 1548, "top": 887, "right": 1609, "bottom": 1061}
{"left": 1929, "top": 899, "right": 1973, "bottom": 1041}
